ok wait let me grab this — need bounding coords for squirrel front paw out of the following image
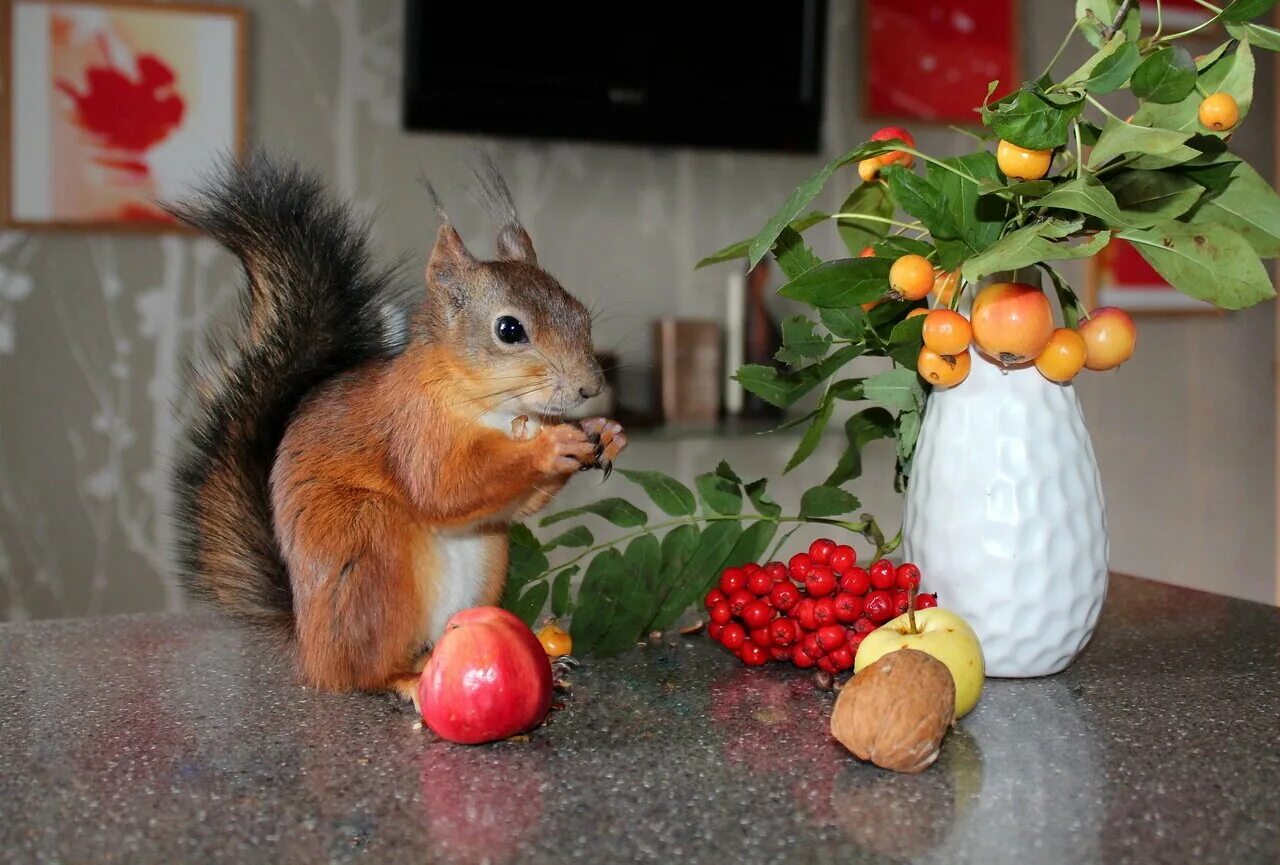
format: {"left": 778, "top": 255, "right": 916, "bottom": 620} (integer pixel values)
{"left": 535, "top": 424, "right": 597, "bottom": 476}
{"left": 577, "top": 417, "right": 628, "bottom": 479}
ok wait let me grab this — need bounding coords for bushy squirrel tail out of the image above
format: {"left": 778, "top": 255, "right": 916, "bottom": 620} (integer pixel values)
{"left": 169, "top": 152, "right": 404, "bottom": 645}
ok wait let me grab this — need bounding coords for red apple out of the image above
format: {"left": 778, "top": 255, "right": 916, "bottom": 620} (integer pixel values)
{"left": 870, "top": 125, "right": 916, "bottom": 168}
{"left": 418, "top": 607, "right": 553, "bottom": 744}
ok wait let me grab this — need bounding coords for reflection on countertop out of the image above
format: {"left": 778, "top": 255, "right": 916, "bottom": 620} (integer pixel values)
{"left": 0, "top": 575, "right": 1277, "bottom": 864}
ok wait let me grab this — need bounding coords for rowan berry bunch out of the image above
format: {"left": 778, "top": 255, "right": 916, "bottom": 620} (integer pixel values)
{"left": 704, "top": 538, "right": 936, "bottom": 673}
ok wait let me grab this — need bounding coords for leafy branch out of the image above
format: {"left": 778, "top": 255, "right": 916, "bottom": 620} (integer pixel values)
{"left": 504, "top": 463, "right": 897, "bottom": 655}
{"left": 504, "top": 0, "right": 1280, "bottom": 652}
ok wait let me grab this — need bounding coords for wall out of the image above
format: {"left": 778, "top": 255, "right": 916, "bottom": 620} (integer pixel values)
{"left": 0, "top": 0, "right": 1273, "bottom": 621}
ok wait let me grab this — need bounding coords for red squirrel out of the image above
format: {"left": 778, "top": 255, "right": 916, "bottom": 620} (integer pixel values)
{"left": 171, "top": 153, "right": 626, "bottom": 702}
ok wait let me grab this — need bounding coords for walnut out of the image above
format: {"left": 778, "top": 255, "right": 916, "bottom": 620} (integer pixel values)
{"left": 829, "top": 648, "right": 955, "bottom": 774}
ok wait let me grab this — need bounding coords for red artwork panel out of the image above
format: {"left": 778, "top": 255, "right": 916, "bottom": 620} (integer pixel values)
{"left": 865, "top": 0, "right": 1019, "bottom": 124}
{"left": 5, "top": 1, "right": 246, "bottom": 231}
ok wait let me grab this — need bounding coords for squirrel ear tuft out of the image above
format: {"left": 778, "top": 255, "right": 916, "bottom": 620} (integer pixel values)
{"left": 496, "top": 223, "right": 538, "bottom": 264}
{"left": 426, "top": 224, "right": 474, "bottom": 309}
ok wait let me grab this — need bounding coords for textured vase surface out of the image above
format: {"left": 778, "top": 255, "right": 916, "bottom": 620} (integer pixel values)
{"left": 903, "top": 348, "right": 1109, "bottom": 677}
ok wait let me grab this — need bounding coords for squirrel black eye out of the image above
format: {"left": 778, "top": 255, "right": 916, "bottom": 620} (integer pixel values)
{"left": 495, "top": 315, "right": 527, "bottom": 345}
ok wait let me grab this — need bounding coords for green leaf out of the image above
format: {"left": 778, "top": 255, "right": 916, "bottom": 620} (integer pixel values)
{"left": 1077, "top": 0, "right": 1140, "bottom": 46}
{"left": 828, "top": 378, "right": 866, "bottom": 401}
{"left": 541, "top": 498, "right": 648, "bottom": 528}
{"left": 818, "top": 306, "right": 868, "bottom": 340}
{"left": 1178, "top": 151, "right": 1242, "bottom": 191}
{"left": 1107, "top": 170, "right": 1205, "bottom": 226}
{"left": 866, "top": 299, "right": 917, "bottom": 335}
{"left": 650, "top": 521, "right": 744, "bottom": 630}
{"left": 715, "top": 460, "right": 742, "bottom": 484}
{"left": 544, "top": 525, "right": 594, "bottom": 550}
{"left": 1184, "top": 161, "right": 1280, "bottom": 257}
{"left": 745, "top": 477, "right": 782, "bottom": 518}
{"left": 882, "top": 165, "right": 952, "bottom": 238}
{"left": 596, "top": 533, "right": 663, "bottom": 655}
{"left": 896, "top": 409, "right": 922, "bottom": 463}
{"left": 1039, "top": 262, "right": 1087, "bottom": 328}
{"left": 872, "top": 235, "right": 935, "bottom": 259}
{"left": 863, "top": 367, "right": 924, "bottom": 411}
{"left": 886, "top": 314, "right": 926, "bottom": 369}
{"left": 647, "top": 525, "right": 699, "bottom": 626}
{"left": 509, "top": 581, "right": 549, "bottom": 628}
{"left": 569, "top": 549, "right": 625, "bottom": 652}
{"left": 825, "top": 407, "right": 896, "bottom": 487}
{"left": 773, "top": 227, "right": 822, "bottom": 280}
{"left": 551, "top": 567, "right": 577, "bottom": 617}
{"left": 697, "top": 211, "right": 828, "bottom": 269}
{"left": 1195, "top": 41, "right": 1235, "bottom": 71}
{"left": 778, "top": 257, "right": 891, "bottom": 308}
{"left": 1087, "top": 118, "right": 1193, "bottom": 169}
{"left": 509, "top": 522, "right": 541, "bottom": 551}
{"left": 780, "top": 315, "right": 832, "bottom": 360}
{"left": 1066, "top": 35, "right": 1140, "bottom": 95}
{"left": 961, "top": 218, "right": 1111, "bottom": 283}
{"left": 928, "top": 152, "right": 1009, "bottom": 260}
{"left": 507, "top": 542, "right": 549, "bottom": 588}
{"left": 1119, "top": 221, "right": 1277, "bottom": 309}
{"left": 1227, "top": 20, "right": 1280, "bottom": 51}
{"left": 617, "top": 469, "right": 696, "bottom": 517}
{"left": 981, "top": 82, "right": 1083, "bottom": 149}
{"left": 979, "top": 178, "right": 1056, "bottom": 198}
{"left": 1036, "top": 175, "right": 1127, "bottom": 226}
{"left": 747, "top": 141, "right": 896, "bottom": 268}
{"left": 800, "top": 485, "right": 861, "bottom": 519}
{"left": 695, "top": 471, "right": 743, "bottom": 516}
{"left": 735, "top": 344, "right": 862, "bottom": 408}
{"left": 1131, "top": 46, "right": 1198, "bottom": 103}
{"left": 1132, "top": 39, "right": 1254, "bottom": 135}
{"left": 726, "top": 521, "right": 779, "bottom": 571}
{"left": 1221, "top": 0, "right": 1279, "bottom": 23}
{"left": 733, "top": 366, "right": 798, "bottom": 408}
{"left": 836, "top": 183, "right": 895, "bottom": 257}
{"left": 784, "top": 394, "right": 834, "bottom": 474}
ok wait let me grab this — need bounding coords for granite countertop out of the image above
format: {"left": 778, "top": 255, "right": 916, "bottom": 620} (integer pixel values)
{"left": 1, "top": 574, "right": 1277, "bottom": 865}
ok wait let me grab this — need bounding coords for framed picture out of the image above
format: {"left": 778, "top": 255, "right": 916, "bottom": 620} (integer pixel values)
{"left": 1086, "top": 238, "right": 1217, "bottom": 315}
{"left": 863, "top": 0, "right": 1019, "bottom": 124}
{"left": 1, "top": 0, "right": 247, "bottom": 231}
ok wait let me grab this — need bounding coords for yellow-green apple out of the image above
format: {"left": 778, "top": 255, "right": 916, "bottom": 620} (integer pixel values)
{"left": 854, "top": 608, "right": 985, "bottom": 718}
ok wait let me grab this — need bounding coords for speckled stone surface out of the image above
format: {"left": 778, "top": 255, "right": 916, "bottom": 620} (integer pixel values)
{"left": 0, "top": 575, "right": 1276, "bottom": 865}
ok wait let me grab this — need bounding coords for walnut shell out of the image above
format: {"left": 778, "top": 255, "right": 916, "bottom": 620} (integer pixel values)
{"left": 829, "top": 648, "right": 956, "bottom": 774}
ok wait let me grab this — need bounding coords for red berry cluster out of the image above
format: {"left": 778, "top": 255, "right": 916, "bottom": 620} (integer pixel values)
{"left": 704, "top": 538, "right": 938, "bottom": 673}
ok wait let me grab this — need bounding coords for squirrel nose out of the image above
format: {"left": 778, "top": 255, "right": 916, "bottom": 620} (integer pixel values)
{"left": 579, "top": 383, "right": 601, "bottom": 400}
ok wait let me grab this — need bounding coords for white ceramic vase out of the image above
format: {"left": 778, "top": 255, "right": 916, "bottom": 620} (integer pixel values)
{"left": 902, "top": 347, "right": 1109, "bottom": 677}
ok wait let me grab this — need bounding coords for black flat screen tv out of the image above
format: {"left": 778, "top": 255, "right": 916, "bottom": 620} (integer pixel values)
{"left": 402, "top": 2, "right": 827, "bottom": 153}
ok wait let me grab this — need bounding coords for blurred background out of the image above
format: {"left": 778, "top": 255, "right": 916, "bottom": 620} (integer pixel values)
{"left": 0, "top": 0, "right": 1274, "bottom": 621}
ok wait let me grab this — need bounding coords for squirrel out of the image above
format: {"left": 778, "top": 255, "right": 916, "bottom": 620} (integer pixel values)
{"left": 170, "top": 152, "right": 626, "bottom": 702}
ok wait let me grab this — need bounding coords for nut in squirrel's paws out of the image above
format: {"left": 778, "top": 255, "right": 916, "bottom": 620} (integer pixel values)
{"left": 510, "top": 415, "right": 534, "bottom": 441}
{"left": 536, "top": 424, "right": 596, "bottom": 476}
{"left": 576, "top": 417, "right": 627, "bottom": 479}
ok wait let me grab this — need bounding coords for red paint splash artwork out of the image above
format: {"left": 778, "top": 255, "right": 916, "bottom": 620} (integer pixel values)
{"left": 9, "top": 3, "right": 240, "bottom": 228}
{"left": 55, "top": 33, "right": 184, "bottom": 195}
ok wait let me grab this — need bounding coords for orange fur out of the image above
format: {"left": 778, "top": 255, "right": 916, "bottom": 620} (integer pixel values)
{"left": 270, "top": 343, "right": 592, "bottom": 695}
